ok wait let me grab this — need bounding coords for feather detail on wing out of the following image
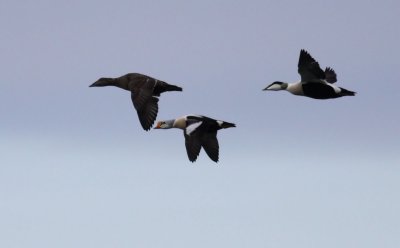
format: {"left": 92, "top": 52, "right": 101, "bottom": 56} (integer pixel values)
{"left": 131, "top": 78, "right": 156, "bottom": 110}
{"left": 324, "top": 67, "right": 337, "bottom": 84}
{"left": 298, "top": 49, "right": 325, "bottom": 82}
{"left": 184, "top": 132, "right": 202, "bottom": 162}
{"left": 201, "top": 132, "right": 219, "bottom": 162}
{"left": 131, "top": 93, "right": 159, "bottom": 131}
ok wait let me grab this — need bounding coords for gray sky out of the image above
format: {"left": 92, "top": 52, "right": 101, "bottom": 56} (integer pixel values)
{"left": 1, "top": 0, "right": 399, "bottom": 247}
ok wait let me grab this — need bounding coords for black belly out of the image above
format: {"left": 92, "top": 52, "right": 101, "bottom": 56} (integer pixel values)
{"left": 302, "top": 83, "right": 341, "bottom": 99}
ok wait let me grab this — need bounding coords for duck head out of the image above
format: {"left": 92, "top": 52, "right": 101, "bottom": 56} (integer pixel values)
{"left": 263, "top": 81, "right": 288, "bottom": 91}
{"left": 154, "top": 119, "right": 175, "bottom": 129}
{"left": 89, "top": 77, "right": 115, "bottom": 87}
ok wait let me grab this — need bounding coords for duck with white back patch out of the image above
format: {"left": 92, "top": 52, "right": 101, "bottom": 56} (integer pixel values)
{"left": 154, "top": 115, "right": 235, "bottom": 163}
{"left": 263, "top": 49, "right": 356, "bottom": 99}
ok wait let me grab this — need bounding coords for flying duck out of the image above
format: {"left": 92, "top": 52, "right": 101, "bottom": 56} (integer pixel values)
{"left": 154, "top": 115, "right": 236, "bottom": 163}
{"left": 90, "top": 73, "right": 182, "bottom": 131}
{"left": 263, "top": 49, "right": 355, "bottom": 99}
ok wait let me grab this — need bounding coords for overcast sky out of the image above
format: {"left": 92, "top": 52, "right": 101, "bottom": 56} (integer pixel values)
{"left": 1, "top": 0, "right": 399, "bottom": 247}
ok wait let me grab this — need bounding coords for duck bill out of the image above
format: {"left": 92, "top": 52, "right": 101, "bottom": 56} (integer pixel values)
{"left": 154, "top": 122, "right": 161, "bottom": 129}
{"left": 263, "top": 84, "right": 281, "bottom": 91}
{"left": 262, "top": 86, "right": 270, "bottom": 91}
{"left": 89, "top": 78, "right": 114, "bottom": 87}
{"left": 89, "top": 82, "right": 98, "bottom": 87}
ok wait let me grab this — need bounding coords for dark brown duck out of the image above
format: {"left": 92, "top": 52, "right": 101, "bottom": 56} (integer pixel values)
{"left": 90, "top": 73, "right": 182, "bottom": 131}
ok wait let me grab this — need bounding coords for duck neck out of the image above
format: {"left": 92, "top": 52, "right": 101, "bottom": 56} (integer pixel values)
{"left": 172, "top": 118, "right": 186, "bottom": 129}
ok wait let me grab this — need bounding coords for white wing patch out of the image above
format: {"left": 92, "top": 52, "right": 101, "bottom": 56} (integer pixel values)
{"left": 327, "top": 83, "right": 341, "bottom": 93}
{"left": 185, "top": 121, "right": 203, "bottom": 136}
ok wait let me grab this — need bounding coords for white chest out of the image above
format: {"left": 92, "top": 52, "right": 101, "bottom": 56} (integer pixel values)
{"left": 287, "top": 82, "right": 304, "bottom": 96}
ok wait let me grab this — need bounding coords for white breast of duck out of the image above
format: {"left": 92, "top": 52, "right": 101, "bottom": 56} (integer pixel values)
{"left": 287, "top": 81, "right": 304, "bottom": 95}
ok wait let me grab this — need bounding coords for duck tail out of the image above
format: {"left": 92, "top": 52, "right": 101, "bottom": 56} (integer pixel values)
{"left": 340, "top": 87, "right": 356, "bottom": 96}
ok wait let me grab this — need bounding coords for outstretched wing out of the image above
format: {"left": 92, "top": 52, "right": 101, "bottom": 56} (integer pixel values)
{"left": 131, "top": 92, "right": 159, "bottom": 131}
{"left": 324, "top": 67, "right": 337, "bottom": 84}
{"left": 129, "top": 76, "right": 160, "bottom": 131}
{"left": 184, "top": 131, "right": 202, "bottom": 162}
{"left": 298, "top": 49, "right": 325, "bottom": 82}
{"left": 201, "top": 132, "right": 219, "bottom": 162}
{"left": 131, "top": 78, "right": 156, "bottom": 110}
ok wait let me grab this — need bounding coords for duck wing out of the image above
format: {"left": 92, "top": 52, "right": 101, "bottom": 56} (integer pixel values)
{"left": 130, "top": 77, "right": 156, "bottom": 110}
{"left": 131, "top": 93, "right": 158, "bottom": 131}
{"left": 298, "top": 49, "right": 325, "bottom": 82}
{"left": 184, "top": 131, "right": 202, "bottom": 162}
{"left": 201, "top": 131, "right": 219, "bottom": 162}
{"left": 324, "top": 67, "right": 337, "bottom": 84}
{"left": 130, "top": 77, "right": 160, "bottom": 130}
{"left": 184, "top": 117, "right": 221, "bottom": 163}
